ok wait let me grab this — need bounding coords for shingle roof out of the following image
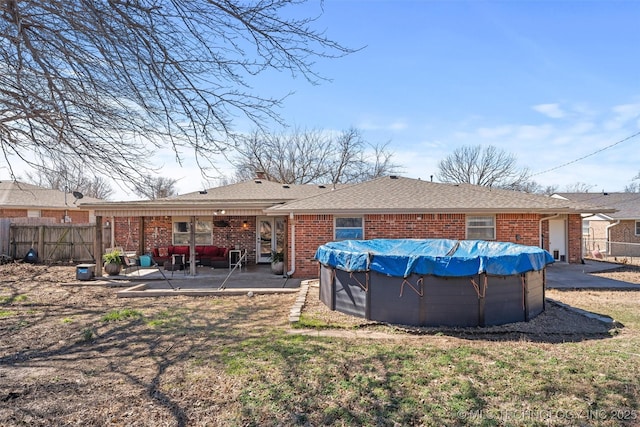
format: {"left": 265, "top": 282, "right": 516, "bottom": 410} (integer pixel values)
{"left": 554, "top": 192, "right": 640, "bottom": 219}
{"left": 266, "top": 176, "right": 616, "bottom": 214}
{"left": 81, "top": 179, "right": 345, "bottom": 210}
{"left": 171, "top": 179, "right": 342, "bottom": 202}
{"left": 0, "top": 181, "right": 102, "bottom": 209}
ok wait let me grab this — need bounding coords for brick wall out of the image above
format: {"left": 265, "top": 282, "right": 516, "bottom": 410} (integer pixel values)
{"left": 113, "top": 216, "right": 141, "bottom": 252}
{"left": 0, "top": 209, "right": 28, "bottom": 218}
{"left": 113, "top": 216, "right": 257, "bottom": 263}
{"left": 1, "top": 208, "right": 91, "bottom": 224}
{"left": 567, "top": 214, "right": 583, "bottom": 263}
{"left": 291, "top": 212, "right": 572, "bottom": 279}
{"left": 365, "top": 214, "right": 466, "bottom": 239}
{"left": 290, "top": 215, "right": 334, "bottom": 278}
{"left": 495, "top": 213, "right": 541, "bottom": 247}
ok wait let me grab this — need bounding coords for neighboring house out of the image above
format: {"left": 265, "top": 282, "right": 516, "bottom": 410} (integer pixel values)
{"left": 82, "top": 176, "right": 614, "bottom": 278}
{"left": 0, "top": 181, "right": 100, "bottom": 224}
{"left": 553, "top": 192, "right": 640, "bottom": 258}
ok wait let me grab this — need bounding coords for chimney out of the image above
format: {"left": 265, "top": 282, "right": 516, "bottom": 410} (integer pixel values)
{"left": 255, "top": 171, "right": 266, "bottom": 180}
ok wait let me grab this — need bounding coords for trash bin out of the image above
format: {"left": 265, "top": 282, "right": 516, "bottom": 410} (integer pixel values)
{"left": 76, "top": 263, "right": 96, "bottom": 281}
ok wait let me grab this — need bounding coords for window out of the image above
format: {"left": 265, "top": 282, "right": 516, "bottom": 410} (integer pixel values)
{"left": 583, "top": 221, "right": 591, "bottom": 236}
{"left": 466, "top": 216, "right": 495, "bottom": 240}
{"left": 173, "top": 219, "right": 212, "bottom": 245}
{"left": 335, "top": 217, "right": 363, "bottom": 241}
{"left": 636, "top": 221, "right": 640, "bottom": 236}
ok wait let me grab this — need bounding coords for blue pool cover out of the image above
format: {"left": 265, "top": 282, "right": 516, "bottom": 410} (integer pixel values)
{"left": 315, "top": 239, "right": 555, "bottom": 278}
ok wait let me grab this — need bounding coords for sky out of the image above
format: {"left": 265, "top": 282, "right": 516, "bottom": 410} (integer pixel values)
{"left": 3, "top": 0, "right": 640, "bottom": 200}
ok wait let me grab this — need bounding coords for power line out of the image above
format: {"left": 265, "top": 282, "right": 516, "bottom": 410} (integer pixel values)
{"left": 531, "top": 129, "right": 640, "bottom": 177}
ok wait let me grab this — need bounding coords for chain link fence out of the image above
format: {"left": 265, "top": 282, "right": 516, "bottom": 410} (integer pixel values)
{"left": 583, "top": 237, "right": 640, "bottom": 266}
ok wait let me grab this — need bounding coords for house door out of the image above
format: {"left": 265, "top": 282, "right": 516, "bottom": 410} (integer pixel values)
{"left": 548, "top": 218, "right": 567, "bottom": 262}
{"left": 257, "top": 217, "right": 285, "bottom": 263}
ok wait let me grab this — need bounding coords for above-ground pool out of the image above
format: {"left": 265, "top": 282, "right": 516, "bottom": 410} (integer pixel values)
{"left": 315, "top": 239, "right": 555, "bottom": 327}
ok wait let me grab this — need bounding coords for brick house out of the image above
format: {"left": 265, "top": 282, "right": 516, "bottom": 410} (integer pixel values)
{"left": 0, "top": 181, "right": 99, "bottom": 224}
{"left": 554, "top": 192, "right": 640, "bottom": 258}
{"left": 83, "top": 176, "right": 613, "bottom": 278}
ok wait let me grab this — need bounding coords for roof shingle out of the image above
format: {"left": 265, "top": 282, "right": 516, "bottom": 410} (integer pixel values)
{"left": 266, "top": 176, "right": 616, "bottom": 214}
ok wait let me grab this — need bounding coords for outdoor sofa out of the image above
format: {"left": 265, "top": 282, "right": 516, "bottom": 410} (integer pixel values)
{"left": 151, "top": 245, "right": 231, "bottom": 268}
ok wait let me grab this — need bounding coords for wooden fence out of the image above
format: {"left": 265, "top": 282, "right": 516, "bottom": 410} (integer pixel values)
{"left": 4, "top": 223, "right": 96, "bottom": 264}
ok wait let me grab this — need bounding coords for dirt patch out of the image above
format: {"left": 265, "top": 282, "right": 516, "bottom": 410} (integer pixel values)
{"left": 297, "top": 283, "right": 619, "bottom": 342}
{"left": 0, "top": 263, "right": 296, "bottom": 426}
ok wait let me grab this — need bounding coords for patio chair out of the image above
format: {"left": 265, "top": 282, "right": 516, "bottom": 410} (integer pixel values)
{"left": 121, "top": 255, "right": 140, "bottom": 276}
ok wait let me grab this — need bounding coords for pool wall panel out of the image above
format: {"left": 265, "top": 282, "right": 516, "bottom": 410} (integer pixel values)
{"left": 333, "top": 269, "right": 367, "bottom": 319}
{"left": 368, "top": 274, "right": 423, "bottom": 325}
{"left": 319, "top": 264, "right": 547, "bottom": 327}
{"left": 424, "top": 276, "right": 480, "bottom": 327}
{"left": 319, "top": 264, "right": 334, "bottom": 309}
{"left": 525, "top": 270, "right": 545, "bottom": 319}
{"left": 484, "top": 275, "right": 526, "bottom": 326}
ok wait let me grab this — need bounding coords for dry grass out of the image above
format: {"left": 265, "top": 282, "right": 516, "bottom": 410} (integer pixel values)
{"left": 1, "top": 263, "right": 639, "bottom": 426}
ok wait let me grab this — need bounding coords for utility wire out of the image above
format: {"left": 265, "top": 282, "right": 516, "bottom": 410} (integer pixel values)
{"left": 531, "top": 129, "right": 640, "bottom": 177}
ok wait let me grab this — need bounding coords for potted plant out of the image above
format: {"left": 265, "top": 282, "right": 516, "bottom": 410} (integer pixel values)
{"left": 102, "top": 248, "right": 123, "bottom": 276}
{"left": 270, "top": 249, "right": 285, "bottom": 275}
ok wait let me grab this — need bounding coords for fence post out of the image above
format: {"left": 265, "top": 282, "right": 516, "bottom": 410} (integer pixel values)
{"left": 38, "top": 226, "right": 45, "bottom": 261}
{"left": 95, "top": 216, "right": 103, "bottom": 277}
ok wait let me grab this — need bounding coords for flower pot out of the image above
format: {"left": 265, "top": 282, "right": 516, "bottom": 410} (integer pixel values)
{"left": 104, "top": 262, "right": 122, "bottom": 276}
{"left": 271, "top": 261, "right": 284, "bottom": 275}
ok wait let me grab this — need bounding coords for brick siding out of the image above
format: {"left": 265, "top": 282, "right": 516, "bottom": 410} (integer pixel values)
{"left": 113, "top": 216, "right": 258, "bottom": 263}
{"left": 291, "top": 213, "right": 582, "bottom": 279}
{"left": 111, "top": 212, "right": 584, "bottom": 279}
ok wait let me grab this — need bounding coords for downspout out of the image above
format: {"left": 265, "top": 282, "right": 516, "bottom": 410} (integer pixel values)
{"left": 605, "top": 220, "right": 621, "bottom": 256}
{"left": 539, "top": 214, "right": 560, "bottom": 249}
{"left": 286, "top": 212, "right": 295, "bottom": 277}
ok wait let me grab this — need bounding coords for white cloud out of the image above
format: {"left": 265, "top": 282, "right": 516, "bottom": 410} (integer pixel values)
{"left": 532, "top": 103, "right": 565, "bottom": 119}
{"left": 515, "top": 124, "right": 553, "bottom": 140}
{"left": 604, "top": 103, "right": 640, "bottom": 131}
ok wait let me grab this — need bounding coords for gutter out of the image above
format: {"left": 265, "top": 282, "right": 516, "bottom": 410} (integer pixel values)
{"left": 605, "top": 220, "right": 621, "bottom": 255}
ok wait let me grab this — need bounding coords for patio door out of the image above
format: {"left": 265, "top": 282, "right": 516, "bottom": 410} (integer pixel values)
{"left": 257, "top": 217, "right": 285, "bottom": 263}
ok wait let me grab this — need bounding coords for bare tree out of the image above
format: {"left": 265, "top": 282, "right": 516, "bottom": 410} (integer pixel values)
{"left": 233, "top": 128, "right": 400, "bottom": 184}
{"left": 625, "top": 172, "right": 640, "bottom": 192}
{"left": 0, "top": 1, "right": 354, "bottom": 190}
{"left": 540, "top": 184, "right": 560, "bottom": 195}
{"left": 436, "top": 145, "right": 531, "bottom": 189}
{"left": 134, "top": 176, "right": 179, "bottom": 200}
{"left": 563, "top": 182, "right": 596, "bottom": 193}
{"left": 625, "top": 182, "right": 640, "bottom": 192}
{"left": 24, "top": 162, "right": 114, "bottom": 199}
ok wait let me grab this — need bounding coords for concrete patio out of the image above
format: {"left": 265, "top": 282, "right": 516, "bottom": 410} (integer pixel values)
{"left": 546, "top": 259, "right": 640, "bottom": 290}
{"left": 94, "top": 263, "right": 303, "bottom": 297}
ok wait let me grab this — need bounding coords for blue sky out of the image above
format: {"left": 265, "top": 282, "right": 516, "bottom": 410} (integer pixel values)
{"left": 259, "top": 0, "right": 640, "bottom": 193}
{"left": 4, "top": 0, "right": 640, "bottom": 199}
{"left": 222, "top": 0, "right": 639, "bottom": 196}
